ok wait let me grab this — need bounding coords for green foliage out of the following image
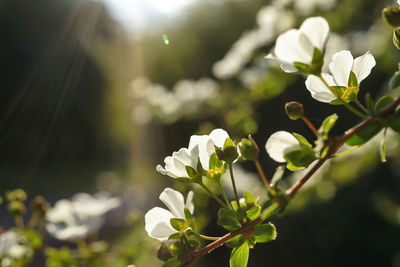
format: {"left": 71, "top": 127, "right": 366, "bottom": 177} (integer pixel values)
{"left": 170, "top": 218, "right": 186, "bottom": 231}
{"left": 375, "top": 95, "right": 395, "bottom": 112}
{"left": 226, "top": 235, "right": 245, "bottom": 248}
{"left": 238, "top": 138, "right": 259, "bottom": 162}
{"left": 218, "top": 208, "right": 242, "bottom": 231}
{"left": 252, "top": 223, "right": 277, "bottom": 243}
{"left": 45, "top": 247, "right": 78, "bottom": 267}
{"left": 185, "top": 166, "right": 198, "bottom": 179}
{"left": 345, "top": 121, "right": 384, "bottom": 146}
{"left": 365, "top": 93, "right": 376, "bottom": 114}
{"left": 390, "top": 108, "right": 400, "bottom": 132}
{"left": 389, "top": 71, "right": 400, "bottom": 89}
{"left": 215, "top": 138, "right": 239, "bottom": 165}
{"left": 348, "top": 71, "right": 358, "bottom": 87}
{"left": 229, "top": 242, "right": 249, "bottom": 267}
{"left": 319, "top": 114, "right": 339, "bottom": 137}
{"left": 382, "top": 6, "right": 400, "bottom": 28}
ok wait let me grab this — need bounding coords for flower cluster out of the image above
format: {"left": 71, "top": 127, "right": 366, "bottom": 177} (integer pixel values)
{"left": 46, "top": 192, "right": 121, "bottom": 241}
{"left": 128, "top": 77, "right": 219, "bottom": 124}
{"left": 0, "top": 230, "right": 32, "bottom": 267}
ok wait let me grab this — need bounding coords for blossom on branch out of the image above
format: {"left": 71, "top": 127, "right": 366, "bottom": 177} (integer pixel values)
{"left": 156, "top": 146, "right": 200, "bottom": 179}
{"left": 145, "top": 188, "right": 194, "bottom": 242}
{"left": 265, "top": 131, "right": 302, "bottom": 163}
{"left": 305, "top": 50, "right": 376, "bottom": 103}
{"left": 266, "top": 16, "right": 329, "bottom": 73}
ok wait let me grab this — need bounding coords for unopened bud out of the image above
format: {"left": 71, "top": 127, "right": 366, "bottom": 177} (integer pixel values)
{"left": 383, "top": 6, "right": 400, "bottom": 28}
{"left": 6, "top": 189, "right": 27, "bottom": 202}
{"left": 32, "top": 196, "right": 49, "bottom": 217}
{"left": 215, "top": 138, "right": 239, "bottom": 165}
{"left": 393, "top": 27, "right": 400, "bottom": 50}
{"left": 285, "top": 101, "right": 304, "bottom": 120}
{"left": 157, "top": 243, "right": 172, "bottom": 262}
{"left": 7, "top": 201, "right": 26, "bottom": 215}
{"left": 238, "top": 137, "right": 259, "bottom": 162}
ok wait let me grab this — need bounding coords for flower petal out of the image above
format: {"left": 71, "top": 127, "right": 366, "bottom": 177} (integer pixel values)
{"left": 305, "top": 73, "right": 336, "bottom": 103}
{"left": 159, "top": 188, "right": 185, "bottom": 219}
{"left": 299, "top": 17, "right": 329, "bottom": 50}
{"left": 351, "top": 51, "right": 376, "bottom": 84}
{"left": 209, "top": 128, "right": 230, "bottom": 148}
{"left": 185, "top": 191, "right": 195, "bottom": 214}
{"left": 144, "top": 207, "right": 175, "bottom": 242}
{"left": 274, "top": 29, "right": 312, "bottom": 64}
{"left": 329, "top": 50, "right": 354, "bottom": 87}
{"left": 265, "top": 131, "right": 300, "bottom": 163}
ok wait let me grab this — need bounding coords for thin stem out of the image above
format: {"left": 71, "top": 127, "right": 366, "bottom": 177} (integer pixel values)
{"left": 192, "top": 232, "right": 221, "bottom": 241}
{"left": 331, "top": 145, "right": 361, "bottom": 158}
{"left": 199, "top": 182, "right": 228, "bottom": 209}
{"left": 217, "top": 181, "right": 232, "bottom": 209}
{"left": 228, "top": 164, "right": 240, "bottom": 207}
{"left": 27, "top": 212, "right": 39, "bottom": 229}
{"left": 254, "top": 160, "right": 274, "bottom": 194}
{"left": 318, "top": 75, "right": 367, "bottom": 119}
{"left": 354, "top": 99, "right": 370, "bottom": 115}
{"left": 302, "top": 116, "right": 319, "bottom": 136}
{"left": 15, "top": 215, "right": 24, "bottom": 229}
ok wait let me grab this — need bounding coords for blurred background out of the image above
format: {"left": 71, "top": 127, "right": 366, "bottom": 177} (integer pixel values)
{"left": 1, "top": 0, "right": 400, "bottom": 266}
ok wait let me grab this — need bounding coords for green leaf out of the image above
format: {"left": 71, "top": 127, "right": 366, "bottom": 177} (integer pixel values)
{"left": 319, "top": 114, "right": 338, "bottom": 136}
{"left": 293, "top": 62, "right": 309, "bottom": 72}
{"left": 157, "top": 243, "right": 172, "bottom": 262}
{"left": 162, "top": 257, "right": 181, "bottom": 267}
{"left": 209, "top": 153, "right": 219, "bottom": 169}
{"left": 230, "top": 242, "right": 249, "bottom": 267}
{"left": 330, "top": 99, "right": 344, "bottom": 105}
{"left": 365, "top": 93, "right": 376, "bottom": 114}
{"left": 390, "top": 71, "right": 400, "bottom": 89}
{"left": 176, "top": 177, "right": 191, "bottom": 183}
{"left": 217, "top": 208, "right": 241, "bottom": 231}
{"left": 253, "top": 223, "right": 277, "bottom": 243}
{"left": 393, "top": 28, "right": 400, "bottom": 50}
{"left": 238, "top": 138, "right": 258, "bottom": 162}
{"left": 170, "top": 241, "right": 185, "bottom": 257}
{"left": 187, "top": 237, "right": 201, "bottom": 249}
{"left": 184, "top": 207, "right": 193, "bottom": 220}
{"left": 284, "top": 148, "right": 317, "bottom": 170}
{"left": 292, "top": 133, "right": 312, "bottom": 148}
{"left": 246, "top": 206, "right": 261, "bottom": 221}
{"left": 345, "top": 121, "right": 384, "bottom": 146}
{"left": 217, "top": 138, "right": 239, "bottom": 164}
{"left": 375, "top": 95, "right": 395, "bottom": 112}
{"left": 330, "top": 86, "right": 346, "bottom": 99}
{"left": 170, "top": 218, "right": 185, "bottom": 231}
{"left": 244, "top": 191, "right": 255, "bottom": 206}
{"left": 390, "top": 108, "right": 400, "bottom": 132}
{"left": 311, "top": 47, "right": 323, "bottom": 64}
{"left": 185, "top": 166, "right": 197, "bottom": 178}
{"left": 168, "top": 233, "right": 181, "bottom": 240}
{"left": 348, "top": 71, "right": 358, "bottom": 87}
{"left": 226, "top": 234, "right": 245, "bottom": 248}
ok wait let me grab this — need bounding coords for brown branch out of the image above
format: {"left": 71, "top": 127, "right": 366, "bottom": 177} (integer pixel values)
{"left": 182, "top": 218, "right": 262, "bottom": 267}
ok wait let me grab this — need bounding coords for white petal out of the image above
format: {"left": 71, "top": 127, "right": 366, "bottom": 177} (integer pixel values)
{"left": 299, "top": 17, "right": 329, "bottom": 50}
{"left": 209, "top": 128, "right": 230, "bottom": 148}
{"left": 159, "top": 188, "right": 185, "bottom": 219}
{"left": 265, "top": 131, "right": 301, "bottom": 163}
{"left": 274, "top": 29, "right": 312, "bottom": 64}
{"left": 329, "top": 50, "right": 354, "bottom": 87}
{"left": 144, "top": 207, "right": 175, "bottom": 242}
{"left": 351, "top": 51, "right": 376, "bottom": 84}
{"left": 305, "top": 74, "right": 336, "bottom": 103}
{"left": 185, "top": 191, "right": 195, "bottom": 214}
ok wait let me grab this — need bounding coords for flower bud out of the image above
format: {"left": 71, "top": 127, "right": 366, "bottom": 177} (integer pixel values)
{"left": 238, "top": 137, "right": 259, "bottom": 162}
{"left": 383, "top": 6, "right": 400, "bottom": 28}
{"left": 393, "top": 27, "right": 400, "bottom": 50}
{"left": 285, "top": 101, "right": 304, "bottom": 120}
{"left": 7, "top": 200, "right": 26, "bottom": 215}
{"left": 215, "top": 138, "right": 239, "bottom": 165}
{"left": 31, "top": 196, "right": 49, "bottom": 217}
{"left": 6, "top": 189, "right": 27, "bottom": 202}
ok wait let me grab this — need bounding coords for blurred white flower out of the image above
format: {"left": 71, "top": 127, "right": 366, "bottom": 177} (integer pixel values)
{"left": 0, "top": 230, "right": 32, "bottom": 267}
{"left": 294, "top": 0, "right": 336, "bottom": 16}
{"left": 305, "top": 50, "right": 376, "bottom": 102}
{"left": 145, "top": 188, "right": 194, "bottom": 242}
{"left": 266, "top": 17, "right": 329, "bottom": 73}
{"left": 46, "top": 192, "right": 121, "bottom": 241}
{"left": 156, "top": 146, "right": 200, "bottom": 179}
{"left": 265, "top": 131, "right": 301, "bottom": 163}
{"left": 188, "top": 128, "right": 230, "bottom": 170}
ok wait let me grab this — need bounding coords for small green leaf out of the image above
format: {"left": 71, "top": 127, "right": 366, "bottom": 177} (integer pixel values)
{"left": 176, "top": 177, "right": 191, "bottom": 183}
{"left": 238, "top": 138, "right": 258, "bottom": 162}
{"left": 216, "top": 138, "right": 239, "bottom": 164}
{"left": 390, "top": 71, "right": 400, "bottom": 89}
{"left": 311, "top": 47, "right": 323, "bottom": 64}
{"left": 162, "top": 257, "right": 181, "bottom": 267}
{"left": 330, "top": 86, "right": 346, "bottom": 99}
{"left": 284, "top": 148, "right": 317, "bottom": 170}
{"left": 375, "top": 95, "right": 395, "bottom": 112}
{"left": 184, "top": 207, "right": 193, "bottom": 220}
{"left": 209, "top": 153, "right": 219, "bottom": 169}
{"left": 187, "top": 237, "right": 201, "bottom": 249}
{"left": 185, "top": 166, "right": 197, "bottom": 178}
{"left": 246, "top": 206, "right": 261, "bottom": 221}
{"left": 226, "top": 234, "right": 245, "bottom": 248}
{"left": 348, "top": 71, "right": 358, "bottom": 87}
{"left": 365, "top": 93, "right": 376, "bottom": 114}
{"left": 170, "top": 241, "right": 185, "bottom": 257}
{"left": 390, "top": 108, "right": 400, "bottom": 132}
{"left": 393, "top": 28, "right": 400, "bottom": 50}
{"left": 157, "top": 243, "right": 172, "bottom": 262}
{"left": 292, "top": 133, "right": 312, "bottom": 148}
{"left": 319, "top": 114, "right": 338, "bottom": 136}
{"left": 168, "top": 233, "right": 181, "bottom": 240}
{"left": 217, "top": 208, "right": 241, "bottom": 231}
{"left": 345, "top": 121, "right": 384, "bottom": 146}
{"left": 293, "top": 62, "right": 309, "bottom": 72}
{"left": 244, "top": 191, "right": 255, "bottom": 206}
{"left": 253, "top": 223, "right": 277, "bottom": 243}
{"left": 330, "top": 99, "right": 344, "bottom": 105}
{"left": 170, "top": 218, "right": 185, "bottom": 231}
{"left": 230, "top": 242, "right": 249, "bottom": 267}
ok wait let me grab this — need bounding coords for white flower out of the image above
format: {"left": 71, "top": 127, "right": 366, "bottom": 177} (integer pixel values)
{"left": 46, "top": 192, "right": 121, "bottom": 241}
{"left": 0, "top": 230, "right": 32, "bottom": 266}
{"left": 305, "top": 50, "right": 376, "bottom": 103}
{"left": 265, "top": 131, "right": 301, "bottom": 163}
{"left": 266, "top": 16, "right": 329, "bottom": 73}
{"left": 145, "top": 188, "right": 194, "bottom": 242}
{"left": 188, "top": 128, "right": 230, "bottom": 170}
{"left": 156, "top": 146, "right": 200, "bottom": 178}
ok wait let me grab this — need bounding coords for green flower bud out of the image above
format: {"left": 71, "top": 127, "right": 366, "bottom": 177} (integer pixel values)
{"left": 285, "top": 101, "right": 304, "bottom": 120}
{"left": 6, "top": 189, "right": 27, "bottom": 202}
{"left": 31, "top": 196, "right": 49, "bottom": 217}
{"left": 7, "top": 200, "right": 26, "bottom": 215}
{"left": 393, "top": 27, "right": 400, "bottom": 50}
{"left": 383, "top": 6, "right": 400, "bottom": 28}
{"left": 215, "top": 138, "right": 239, "bottom": 165}
{"left": 238, "top": 137, "right": 259, "bottom": 162}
